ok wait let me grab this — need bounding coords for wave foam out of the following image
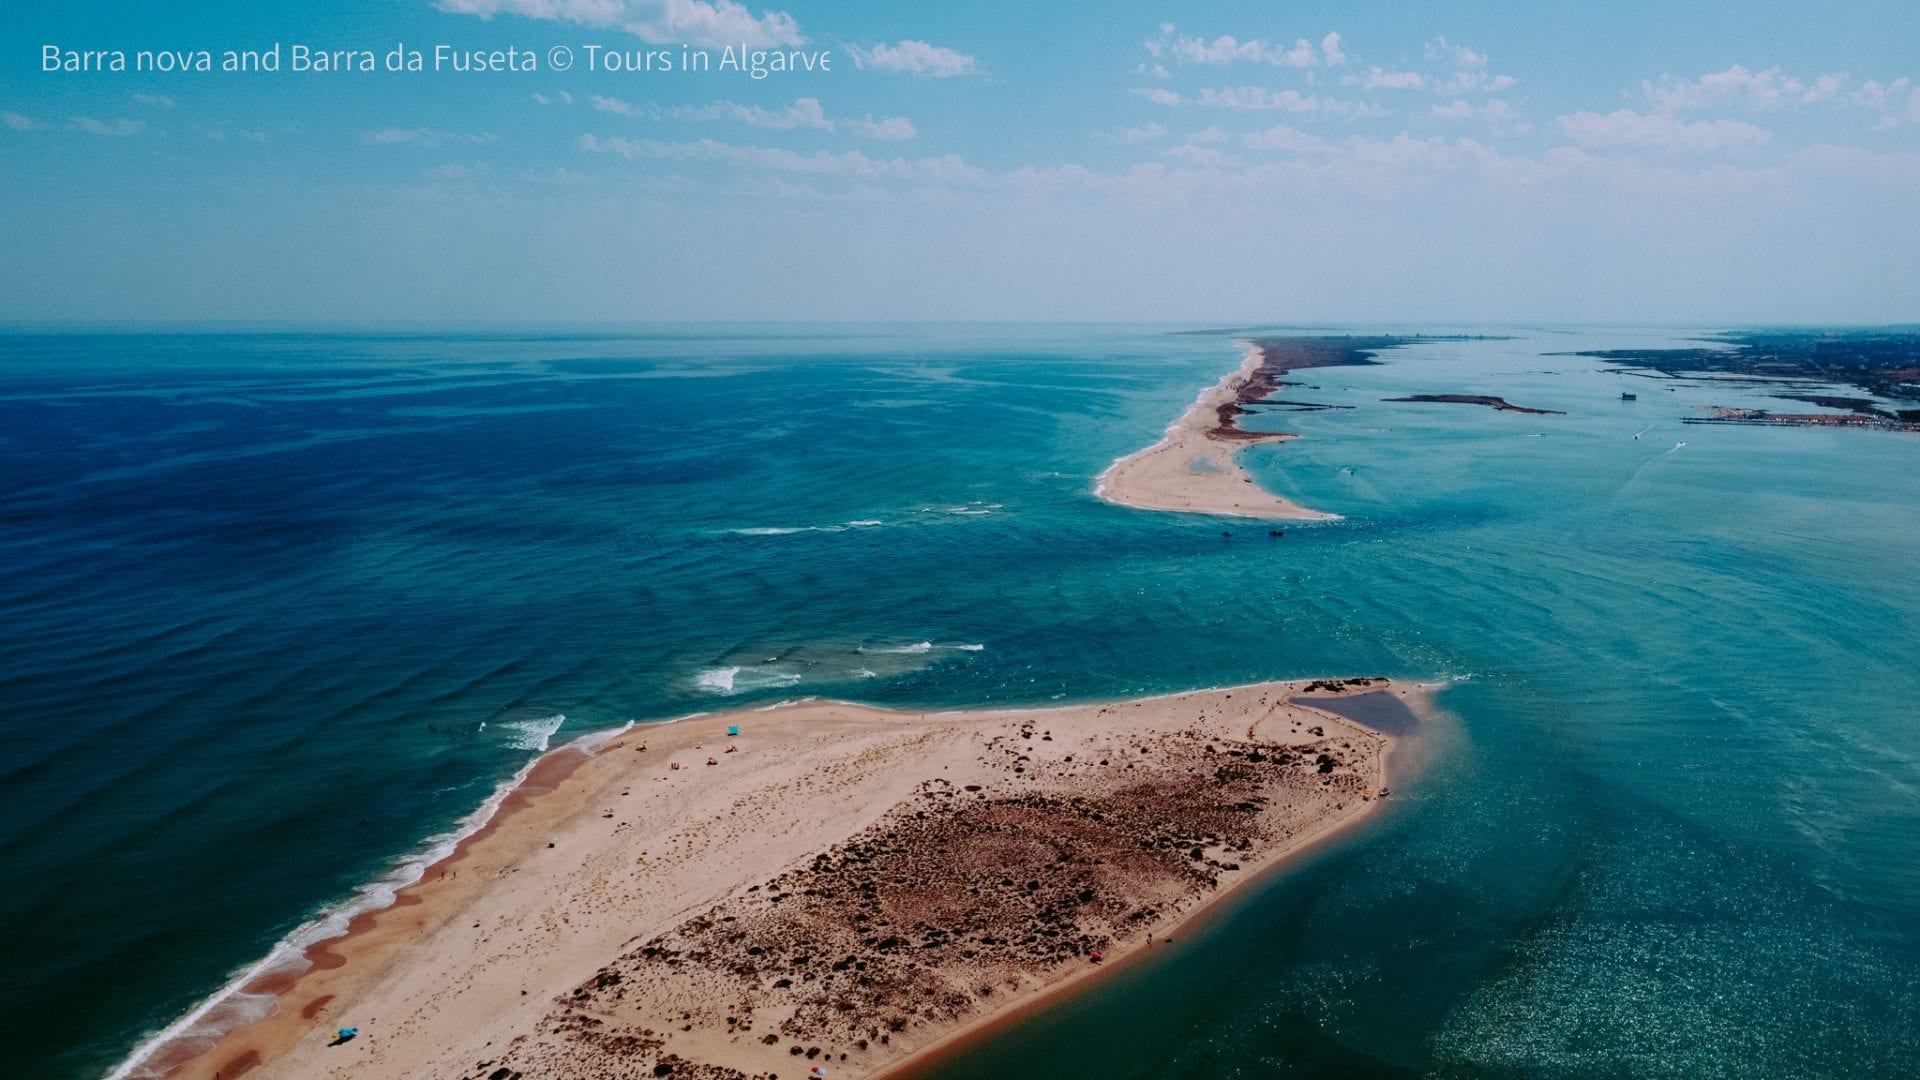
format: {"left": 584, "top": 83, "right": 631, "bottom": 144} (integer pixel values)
{"left": 695, "top": 665, "right": 803, "bottom": 695}
{"left": 726, "top": 518, "right": 889, "bottom": 536}
{"left": 870, "top": 641, "right": 933, "bottom": 655}
{"left": 501, "top": 713, "right": 565, "bottom": 751}
{"left": 861, "top": 641, "right": 984, "bottom": 655}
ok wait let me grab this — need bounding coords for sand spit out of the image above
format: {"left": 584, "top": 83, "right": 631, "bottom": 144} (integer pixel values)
{"left": 1386, "top": 394, "right": 1564, "bottom": 415}
{"left": 166, "top": 678, "right": 1418, "bottom": 1080}
{"left": 1096, "top": 337, "right": 1400, "bottom": 520}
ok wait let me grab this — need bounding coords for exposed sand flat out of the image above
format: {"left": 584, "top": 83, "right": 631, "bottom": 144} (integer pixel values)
{"left": 1096, "top": 342, "right": 1337, "bottom": 520}
{"left": 164, "top": 679, "right": 1420, "bottom": 1080}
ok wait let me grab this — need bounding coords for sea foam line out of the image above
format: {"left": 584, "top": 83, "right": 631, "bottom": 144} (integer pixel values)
{"left": 859, "top": 642, "right": 986, "bottom": 655}
{"left": 103, "top": 722, "right": 625, "bottom": 1080}
{"left": 724, "top": 519, "right": 889, "bottom": 536}
{"left": 694, "top": 665, "right": 804, "bottom": 695}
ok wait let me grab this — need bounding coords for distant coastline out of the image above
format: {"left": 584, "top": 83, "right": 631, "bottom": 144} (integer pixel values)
{"left": 149, "top": 680, "right": 1421, "bottom": 1080}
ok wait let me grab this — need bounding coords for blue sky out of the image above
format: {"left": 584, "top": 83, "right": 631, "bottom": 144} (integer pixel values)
{"left": 3, "top": 1, "right": 1917, "bottom": 323}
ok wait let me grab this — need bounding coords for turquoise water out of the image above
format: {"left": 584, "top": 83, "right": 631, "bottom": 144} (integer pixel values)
{"left": 0, "top": 326, "right": 1914, "bottom": 1077}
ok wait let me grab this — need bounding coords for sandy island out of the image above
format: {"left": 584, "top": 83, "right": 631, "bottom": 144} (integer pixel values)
{"left": 150, "top": 678, "right": 1424, "bottom": 1080}
{"left": 1096, "top": 337, "right": 1403, "bottom": 520}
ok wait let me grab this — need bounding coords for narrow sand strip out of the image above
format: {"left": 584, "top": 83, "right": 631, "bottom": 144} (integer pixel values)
{"left": 1096, "top": 342, "right": 1338, "bottom": 521}
{"left": 156, "top": 679, "right": 1421, "bottom": 1080}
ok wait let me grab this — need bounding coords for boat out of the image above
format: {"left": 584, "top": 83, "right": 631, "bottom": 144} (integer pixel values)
{"left": 1621, "top": 392, "right": 1637, "bottom": 400}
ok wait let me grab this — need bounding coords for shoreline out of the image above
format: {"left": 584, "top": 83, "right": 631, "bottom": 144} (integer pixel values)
{"left": 142, "top": 679, "right": 1425, "bottom": 1080}
{"left": 1096, "top": 335, "right": 1415, "bottom": 521}
{"left": 1096, "top": 342, "right": 1336, "bottom": 520}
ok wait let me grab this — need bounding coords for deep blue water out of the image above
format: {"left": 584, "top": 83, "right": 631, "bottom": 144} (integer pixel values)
{"left": 0, "top": 326, "right": 1915, "bottom": 1078}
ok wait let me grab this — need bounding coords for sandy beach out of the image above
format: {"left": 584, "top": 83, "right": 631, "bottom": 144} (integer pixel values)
{"left": 1096, "top": 341, "right": 1344, "bottom": 520}
{"left": 156, "top": 678, "right": 1420, "bottom": 1080}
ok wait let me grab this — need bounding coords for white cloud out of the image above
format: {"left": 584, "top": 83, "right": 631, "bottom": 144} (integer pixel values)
{"left": 71, "top": 116, "right": 144, "bottom": 136}
{"left": 1189, "top": 125, "right": 1230, "bottom": 144}
{"left": 1558, "top": 109, "right": 1772, "bottom": 153}
{"left": 578, "top": 133, "right": 986, "bottom": 183}
{"left": 1432, "top": 98, "right": 1530, "bottom": 135}
{"left": 132, "top": 93, "right": 176, "bottom": 108}
{"left": 1851, "top": 78, "right": 1908, "bottom": 110}
{"left": 1240, "top": 124, "right": 1328, "bottom": 153}
{"left": 588, "top": 95, "right": 913, "bottom": 139}
{"left": 1321, "top": 32, "right": 1346, "bottom": 67}
{"left": 1165, "top": 144, "right": 1230, "bottom": 167}
{"left": 1433, "top": 69, "right": 1515, "bottom": 96}
{"left": 361, "top": 127, "right": 499, "bottom": 148}
{"left": 1350, "top": 67, "right": 1425, "bottom": 91}
{"left": 847, "top": 40, "right": 977, "bottom": 77}
{"left": 556, "top": 121, "right": 1920, "bottom": 224}
{"left": 1149, "top": 25, "right": 1343, "bottom": 68}
{"left": 1426, "top": 38, "right": 1482, "bottom": 70}
{"left": 3, "top": 112, "right": 34, "bottom": 131}
{"left": 1119, "top": 122, "right": 1168, "bottom": 143}
{"left": 846, "top": 116, "right": 916, "bottom": 141}
{"left": 1853, "top": 78, "right": 1920, "bottom": 127}
{"left": 1197, "top": 87, "right": 1320, "bottom": 112}
{"left": 1646, "top": 65, "right": 1851, "bottom": 112}
{"left": 532, "top": 90, "right": 575, "bottom": 106}
{"left": 1171, "top": 86, "right": 1382, "bottom": 117}
{"left": 436, "top": 0, "right": 804, "bottom": 48}
{"left": 1425, "top": 38, "right": 1514, "bottom": 95}
{"left": 1168, "top": 34, "right": 1268, "bottom": 65}
{"left": 1806, "top": 73, "right": 1847, "bottom": 105}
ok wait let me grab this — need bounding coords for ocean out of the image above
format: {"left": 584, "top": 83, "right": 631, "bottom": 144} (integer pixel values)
{"left": 1, "top": 325, "right": 1915, "bottom": 1078}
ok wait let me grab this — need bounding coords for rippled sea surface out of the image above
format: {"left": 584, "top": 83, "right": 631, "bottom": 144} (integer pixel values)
{"left": 2, "top": 326, "right": 1915, "bottom": 1078}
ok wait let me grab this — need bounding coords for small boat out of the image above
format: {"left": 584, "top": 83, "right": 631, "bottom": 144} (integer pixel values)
{"left": 1621, "top": 392, "right": 1637, "bottom": 400}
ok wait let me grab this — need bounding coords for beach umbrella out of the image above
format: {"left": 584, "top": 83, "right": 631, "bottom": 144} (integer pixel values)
{"left": 728, "top": 725, "right": 740, "bottom": 736}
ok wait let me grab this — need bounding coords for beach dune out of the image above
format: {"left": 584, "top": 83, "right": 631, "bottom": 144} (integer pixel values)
{"left": 160, "top": 679, "right": 1418, "bottom": 1080}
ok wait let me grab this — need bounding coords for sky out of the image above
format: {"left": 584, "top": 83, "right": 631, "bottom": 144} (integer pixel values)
{"left": 2, "top": 0, "right": 1917, "bottom": 324}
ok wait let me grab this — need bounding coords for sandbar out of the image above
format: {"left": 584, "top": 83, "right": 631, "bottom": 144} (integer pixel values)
{"left": 151, "top": 678, "right": 1422, "bottom": 1080}
{"left": 1096, "top": 337, "right": 1397, "bottom": 520}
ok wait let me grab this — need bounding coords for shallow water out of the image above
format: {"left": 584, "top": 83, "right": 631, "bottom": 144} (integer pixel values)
{"left": 1297, "top": 690, "right": 1423, "bottom": 736}
{"left": 0, "top": 325, "right": 1914, "bottom": 1077}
